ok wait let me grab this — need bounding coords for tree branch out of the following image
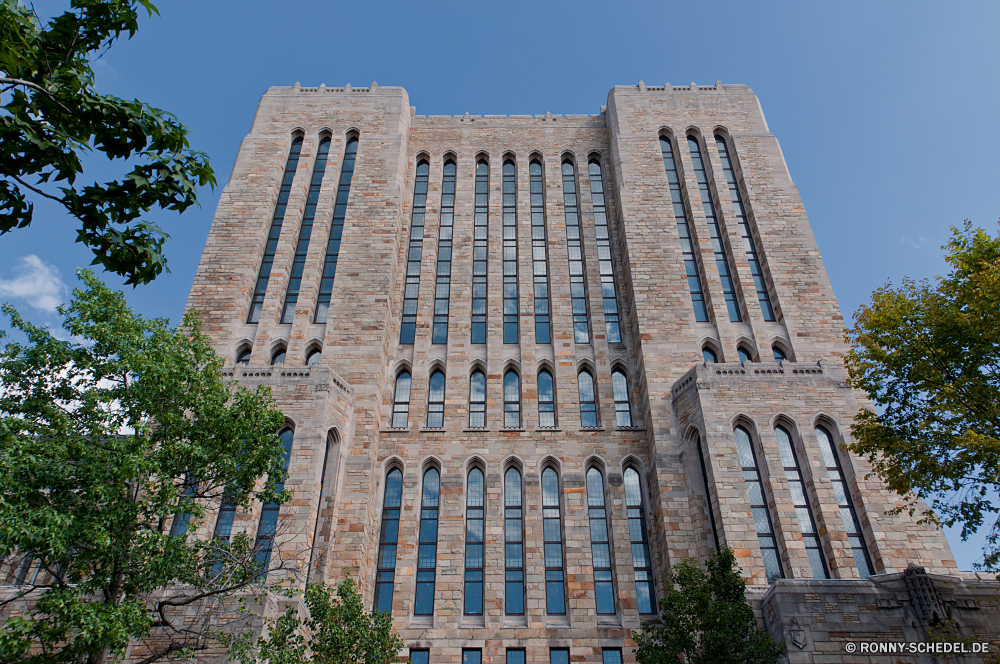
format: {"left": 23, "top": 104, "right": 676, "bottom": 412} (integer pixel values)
{"left": 7, "top": 173, "right": 64, "bottom": 204}
{"left": 0, "top": 77, "right": 71, "bottom": 114}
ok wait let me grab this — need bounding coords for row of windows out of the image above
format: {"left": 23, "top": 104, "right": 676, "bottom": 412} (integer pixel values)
{"left": 244, "top": 132, "right": 774, "bottom": 337}
{"left": 399, "top": 157, "right": 619, "bottom": 347}
{"left": 714, "top": 422, "right": 874, "bottom": 581}
{"left": 702, "top": 341, "right": 789, "bottom": 364}
{"left": 375, "top": 463, "right": 655, "bottom": 617}
{"left": 412, "top": 648, "right": 623, "bottom": 664}
{"left": 391, "top": 367, "right": 633, "bottom": 430}
{"left": 659, "top": 132, "right": 779, "bottom": 324}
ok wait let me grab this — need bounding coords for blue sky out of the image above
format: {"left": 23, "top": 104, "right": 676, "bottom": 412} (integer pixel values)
{"left": 3, "top": 0, "right": 999, "bottom": 570}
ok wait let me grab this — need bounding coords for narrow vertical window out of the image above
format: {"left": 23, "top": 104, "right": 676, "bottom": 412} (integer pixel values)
{"left": 772, "top": 345, "right": 786, "bottom": 362}
{"left": 578, "top": 371, "right": 598, "bottom": 427}
{"left": 170, "top": 476, "right": 197, "bottom": 537}
{"left": 271, "top": 347, "right": 286, "bottom": 365}
{"left": 374, "top": 468, "right": 403, "bottom": 612}
{"left": 702, "top": 347, "right": 717, "bottom": 363}
{"left": 737, "top": 346, "right": 753, "bottom": 363}
{"left": 426, "top": 370, "right": 445, "bottom": 428}
{"left": 433, "top": 161, "right": 456, "bottom": 343}
{"left": 586, "top": 467, "right": 615, "bottom": 614}
{"left": 816, "top": 426, "right": 874, "bottom": 578}
{"left": 660, "top": 136, "right": 708, "bottom": 321}
{"left": 775, "top": 426, "right": 827, "bottom": 578}
{"left": 400, "top": 160, "right": 430, "bottom": 343}
{"left": 503, "top": 370, "right": 521, "bottom": 428}
{"left": 314, "top": 137, "right": 359, "bottom": 323}
{"left": 248, "top": 137, "right": 302, "bottom": 323}
{"left": 530, "top": 160, "right": 552, "bottom": 343}
{"left": 612, "top": 370, "right": 632, "bottom": 427}
{"left": 542, "top": 467, "right": 565, "bottom": 614}
{"left": 471, "top": 160, "right": 490, "bottom": 344}
{"left": 254, "top": 428, "right": 294, "bottom": 571}
{"left": 562, "top": 160, "right": 590, "bottom": 342}
{"left": 734, "top": 426, "right": 784, "bottom": 582}
{"left": 588, "top": 160, "right": 622, "bottom": 343}
{"left": 688, "top": 135, "right": 741, "bottom": 322}
{"left": 281, "top": 137, "right": 330, "bottom": 324}
{"left": 415, "top": 468, "right": 440, "bottom": 615}
{"left": 694, "top": 435, "right": 720, "bottom": 550}
{"left": 624, "top": 467, "right": 655, "bottom": 613}
{"left": 306, "top": 347, "right": 321, "bottom": 365}
{"left": 469, "top": 370, "right": 486, "bottom": 428}
{"left": 550, "top": 649, "right": 569, "bottom": 664}
{"left": 464, "top": 468, "right": 485, "bottom": 615}
{"left": 236, "top": 347, "right": 252, "bottom": 365}
{"left": 213, "top": 489, "right": 237, "bottom": 543}
{"left": 504, "top": 467, "right": 524, "bottom": 615}
{"left": 502, "top": 160, "right": 519, "bottom": 344}
{"left": 537, "top": 369, "right": 556, "bottom": 427}
{"left": 391, "top": 371, "right": 411, "bottom": 428}
{"left": 716, "top": 135, "right": 776, "bottom": 321}
{"left": 507, "top": 649, "right": 525, "bottom": 664}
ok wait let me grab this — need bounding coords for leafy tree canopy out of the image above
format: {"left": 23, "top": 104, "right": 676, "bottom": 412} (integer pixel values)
{"left": 846, "top": 221, "right": 1000, "bottom": 570}
{"left": 0, "top": 0, "right": 215, "bottom": 285}
{"left": 633, "top": 548, "right": 786, "bottom": 664}
{"left": 224, "top": 577, "right": 403, "bottom": 664}
{"left": 0, "top": 270, "right": 289, "bottom": 664}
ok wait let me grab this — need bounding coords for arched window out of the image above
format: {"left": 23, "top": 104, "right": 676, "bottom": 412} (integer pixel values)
{"left": 391, "top": 371, "right": 411, "bottom": 428}
{"left": 464, "top": 467, "right": 485, "bottom": 615}
{"left": 503, "top": 370, "right": 521, "bottom": 428}
{"left": 530, "top": 159, "right": 552, "bottom": 344}
{"left": 588, "top": 159, "right": 622, "bottom": 343}
{"left": 612, "top": 370, "right": 632, "bottom": 427}
{"left": 772, "top": 345, "right": 786, "bottom": 362}
{"left": 415, "top": 467, "right": 440, "bottom": 615}
{"left": 236, "top": 347, "right": 252, "bottom": 365}
{"left": 471, "top": 160, "right": 490, "bottom": 344}
{"left": 586, "top": 467, "right": 615, "bottom": 614}
{"left": 306, "top": 347, "right": 321, "bottom": 365}
{"left": 775, "top": 426, "right": 827, "bottom": 578}
{"left": 271, "top": 347, "right": 286, "bottom": 365}
{"left": 253, "top": 427, "right": 294, "bottom": 571}
{"left": 538, "top": 370, "right": 556, "bottom": 428}
{"left": 542, "top": 467, "right": 565, "bottom": 614}
{"left": 660, "top": 135, "right": 708, "bottom": 321}
{"left": 694, "top": 434, "right": 719, "bottom": 549}
{"left": 562, "top": 160, "right": 590, "bottom": 342}
{"left": 737, "top": 346, "right": 752, "bottom": 363}
{"left": 400, "top": 160, "right": 430, "bottom": 344}
{"left": 426, "top": 370, "right": 445, "bottom": 428}
{"left": 702, "top": 347, "right": 717, "bottom": 363}
{"left": 374, "top": 467, "right": 403, "bottom": 612}
{"left": 734, "top": 426, "right": 783, "bottom": 582}
{"left": 502, "top": 160, "right": 519, "bottom": 344}
{"left": 248, "top": 136, "right": 302, "bottom": 324}
{"left": 816, "top": 426, "right": 874, "bottom": 578}
{"left": 315, "top": 136, "right": 359, "bottom": 323}
{"left": 716, "top": 134, "right": 776, "bottom": 321}
{"left": 282, "top": 137, "right": 331, "bottom": 324}
{"left": 689, "top": 135, "right": 741, "bottom": 322}
{"left": 432, "top": 160, "right": 456, "bottom": 344}
{"left": 504, "top": 467, "right": 524, "bottom": 615}
{"left": 469, "top": 370, "right": 486, "bottom": 428}
{"left": 623, "top": 467, "right": 655, "bottom": 613}
{"left": 578, "top": 371, "right": 598, "bottom": 427}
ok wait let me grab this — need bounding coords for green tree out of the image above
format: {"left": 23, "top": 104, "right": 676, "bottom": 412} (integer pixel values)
{"left": 0, "top": 270, "right": 292, "bottom": 664}
{"left": 846, "top": 221, "right": 1000, "bottom": 570}
{"left": 224, "top": 577, "right": 403, "bottom": 664}
{"left": 633, "top": 548, "right": 786, "bottom": 664}
{"left": 1, "top": 0, "right": 215, "bottom": 285}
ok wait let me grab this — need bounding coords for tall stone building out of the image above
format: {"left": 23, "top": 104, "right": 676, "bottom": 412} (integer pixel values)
{"left": 183, "top": 81, "right": 999, "bottom": 662}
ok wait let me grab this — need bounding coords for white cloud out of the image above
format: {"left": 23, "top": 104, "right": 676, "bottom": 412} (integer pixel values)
{"left": 0, "top": 255, "right": 69, "bottom": 312}
{"left": 901, "top": 235, "right": 929, "bottom": 249}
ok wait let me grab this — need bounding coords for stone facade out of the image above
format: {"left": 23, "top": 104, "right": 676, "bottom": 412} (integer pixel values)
{"left": 174, "top": 81, "right": 998, "bottom": 662}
